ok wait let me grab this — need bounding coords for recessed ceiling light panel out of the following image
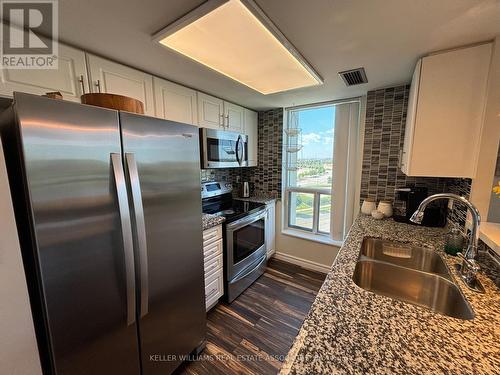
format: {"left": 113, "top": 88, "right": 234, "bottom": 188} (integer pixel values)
{"left": 153, "top": 0, "right": 323, "bottom": 95}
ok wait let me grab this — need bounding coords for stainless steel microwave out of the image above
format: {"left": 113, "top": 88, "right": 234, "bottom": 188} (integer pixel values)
{"left": 200, "top": 128, "right": 248, "bottom": 168}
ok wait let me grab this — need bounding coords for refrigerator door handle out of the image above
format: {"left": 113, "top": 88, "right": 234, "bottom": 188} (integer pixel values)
{"left": 125, "top": 153, "right": 149, "bottom": 318}
{"left": 111, "top": 153, "right": 137, "bottom": 326}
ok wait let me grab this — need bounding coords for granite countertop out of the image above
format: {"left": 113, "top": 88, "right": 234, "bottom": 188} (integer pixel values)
{"left": 201, "top": 213, "right": 225, "bottom": 231}
{"left": 280, "top": 215, "right": 500, "bottom": 375}
{"left": 235, "top": 195, "right": 277, "bottom": 204}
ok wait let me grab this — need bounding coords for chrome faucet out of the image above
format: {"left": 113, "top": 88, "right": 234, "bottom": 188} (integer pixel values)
{"left": 410, "top": 193, "right": 484, "bottom": 293}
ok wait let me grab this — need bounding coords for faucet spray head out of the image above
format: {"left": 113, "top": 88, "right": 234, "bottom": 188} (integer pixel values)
{"left": 410, "top": 210, "right": 424, "bottom": 224}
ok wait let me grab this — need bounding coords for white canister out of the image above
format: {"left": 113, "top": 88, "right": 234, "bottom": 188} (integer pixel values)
{"left": 361, "top": 199, "right": 377, "bottom": 215}
{"left": 377, "top": 200, "right": 393, "bottom": 218}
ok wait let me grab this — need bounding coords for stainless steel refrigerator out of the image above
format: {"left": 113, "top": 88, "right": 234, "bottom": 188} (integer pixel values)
{"left": 0, "top": 93, "right": 206, "bottom": 375}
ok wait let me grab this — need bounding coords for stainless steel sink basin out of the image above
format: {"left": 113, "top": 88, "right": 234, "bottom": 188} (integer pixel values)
{"left": 360, "top": 237, "right": 450, "bottom": 278}
{"left": 353, "top": 238, "right": 475, "bottom": 320}
{"left": 353, "top": 260, "right": 474, "bottom": 320}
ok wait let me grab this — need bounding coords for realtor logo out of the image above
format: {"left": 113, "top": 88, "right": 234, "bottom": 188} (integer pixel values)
{"left": 1, "top": 0, "right": 58, "bottom": 69}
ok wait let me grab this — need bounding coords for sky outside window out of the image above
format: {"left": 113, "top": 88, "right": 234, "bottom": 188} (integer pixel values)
{"left": 298, "top": 106, "right": 335, "bottom": 160}
{"left": 288, "top": 106, "right": 335, "bottom": 189}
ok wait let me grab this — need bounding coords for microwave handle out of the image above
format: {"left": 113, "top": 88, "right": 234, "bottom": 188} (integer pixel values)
{"left": 235, "top": 135, "right": 243, "bottom": 166}
{"left": 235, "top": 135, "right": 240, "bottom": 165}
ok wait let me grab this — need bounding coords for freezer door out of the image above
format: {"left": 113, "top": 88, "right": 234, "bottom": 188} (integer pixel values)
{"left": 120, "top": 112, "right": 206, "bottom": 375}
{"left": 4, "top": 93, "right": 141, "bottom": 375}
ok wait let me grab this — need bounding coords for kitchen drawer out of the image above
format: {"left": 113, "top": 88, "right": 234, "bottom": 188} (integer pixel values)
{"left": 203, "top": 225, "right": 222, "bottom": 245}
{"left": 205, "top": 271, "right": 223, "bottom": 311}
{"left": 203, "top": 238, "right": 223, "bottom": 259}
{"left": 204, "top": 253, "right": 223, "bottom": 279}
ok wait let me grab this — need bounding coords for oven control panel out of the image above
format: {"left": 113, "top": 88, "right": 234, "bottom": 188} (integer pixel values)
{"left": 201, "top": 181, "right": 233, "bottom": 199}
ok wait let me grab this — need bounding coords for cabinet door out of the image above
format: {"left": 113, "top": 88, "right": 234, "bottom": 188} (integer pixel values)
{"left": 0, "top": 44, "right": 88, "bottom": 102}
{"left": 197, "top": 92, "right": 223, "bottom": 129}
{"left": 244, "top": 109, "right": 258, "bottom": 167}
{"left": 266, "top": 202, "right": 276, "bottom": 258}
{"left": 205, "top": 271, "right": 223, "bottom": 311}
{"left": 86, "top": 54, "right": 155, "bottom": 116}
{"left": 401, "top": 59, "right": 421, "bottom": 174}
{"left": 224, "top": 101, "right": 245, "bottom": 132}
{"left": 153, "top": 77, "right": 198, "bottom": 125}
{"left": 403, "top": 43, "right": 491, "bottom": 177}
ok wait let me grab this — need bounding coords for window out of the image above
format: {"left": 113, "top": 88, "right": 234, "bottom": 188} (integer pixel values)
{"left": 283, "top": 100, "right": 361, "bottom": 242}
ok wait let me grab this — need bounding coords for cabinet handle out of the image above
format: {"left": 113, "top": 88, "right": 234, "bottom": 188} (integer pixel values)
{"left": 206, "top": 264, "right": 218, "bottom": 273}
{"left": 203, "top": 231, "right": 218, "bottom": 242}
{"left": 206, "top": 286, "right": 218, "bottom": 299}
{"left": 225, "top": 114, "right": 229, "bottom": 128}
{"left": 219, "top": 114, "right": 225, "bottom": 128}
{"left": 78, "top": 75, "right": 86, "bottom": 94}
{"left": 204, "top": 241, "right": 220, "bottom": 253}
{"left": 95, "top": 79, "right": 102, "bottom": 93}
{"left": 204, "top": 249, "right": 217, "bottom": 258}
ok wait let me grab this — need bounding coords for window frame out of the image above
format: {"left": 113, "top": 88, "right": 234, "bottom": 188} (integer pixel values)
{"left": 281, "top": 98, "right": 363, "bottom": 244}
{"left": 285, "top": 187, "right": 331, "bottom": 235}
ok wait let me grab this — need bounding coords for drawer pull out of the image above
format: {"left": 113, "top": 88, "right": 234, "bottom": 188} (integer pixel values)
{"left": 203, "top": 227, "right": 222, "bottom": 244}
{"left": 203, "top": 240, "right": 222, "bottom": 257}
{"left": 206, "top": 264, "right": 218, "bottom": 273}
{"left": 204, "top": 249, "right": 218, "bottom": 257}
{"left": 206, "top": 286, "right": 218, "bottom": 299}
{"left": 204, "top": 243, "right": 219, "bottom": 252}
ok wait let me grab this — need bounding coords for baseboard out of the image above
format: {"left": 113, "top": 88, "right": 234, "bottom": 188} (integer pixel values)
{"left": 272, "top": 252, "right": 331, "bottom": 274}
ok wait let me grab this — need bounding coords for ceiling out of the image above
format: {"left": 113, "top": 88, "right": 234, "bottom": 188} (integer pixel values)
{"left": 59, "top": 0, "right": 500, "bottom": 110}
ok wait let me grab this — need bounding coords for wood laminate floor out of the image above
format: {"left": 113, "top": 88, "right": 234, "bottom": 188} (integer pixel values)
{"left": 174, "top": 258, "right": 327, "bottom": 375}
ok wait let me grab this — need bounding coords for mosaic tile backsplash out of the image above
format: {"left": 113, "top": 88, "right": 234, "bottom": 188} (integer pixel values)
{"left": 360, "top": 85, "right": 471, "bottom": 227}
{"left": 201, "top": 108, "right": 283, "bottom": 198}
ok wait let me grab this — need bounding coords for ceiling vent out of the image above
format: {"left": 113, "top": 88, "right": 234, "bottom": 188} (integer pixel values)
{"left": 338, "top": 68, "right": 368, "bottom": 86}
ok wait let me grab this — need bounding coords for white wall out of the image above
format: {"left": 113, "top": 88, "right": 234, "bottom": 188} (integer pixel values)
{"left": 0, "top": 143, "right": 42, "bottom": 375}
{"left": 274, "top": 201, "right": 339, "bottom": 272}
{"left": 470, "top": 36, "right": 500, "bottom": 219}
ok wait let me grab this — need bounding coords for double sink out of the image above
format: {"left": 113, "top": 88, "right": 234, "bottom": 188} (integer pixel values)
{"left": 353, "top": 237, "right": 474, "bottom": 320}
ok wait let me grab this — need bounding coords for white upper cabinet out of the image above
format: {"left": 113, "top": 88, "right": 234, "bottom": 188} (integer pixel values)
{"left": 0, "top": 44, "right": 88, "bottom": 102}
{"left": 198, "top": 92, "right": 248, "bottom": 132}
{"left": 86, "top": 54, "right": 155, "bottom": 116}
{"left": 153, "top": 77, "right": 198, "bottom": 125}
{"left": 401, "top": 59, "right": 421, "bottom": 172}
{"left": 401, "top": 43, "right": 492, "bottom": 178}
{"left": 0, "top": 39, "right": 256, "bottom": 149}
{"left": 244, "top": 109, "right": 258, "bottom": 166}
{"left": 224, "top": 102, "right": 245, "bottom": 132}
{"left": 198, "top": 92, "right": 224, "bottom": 129}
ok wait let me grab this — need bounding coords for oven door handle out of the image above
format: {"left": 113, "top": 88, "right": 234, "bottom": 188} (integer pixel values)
{"left": 230, "top": 255, "right": 267, "bottom": 284}
{"left": 226, "top": 209, "right": 267, "bottom": 231}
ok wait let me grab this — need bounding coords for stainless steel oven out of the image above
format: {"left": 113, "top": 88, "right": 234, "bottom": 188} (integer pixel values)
{"left": 201, "top": 181, "right": 267, "bottom": 303}
{"left": 225, "top": 209, "right": 267, "bottom": 302}
{"left": 200, "top": 128, "right": 248, "bottom": 168}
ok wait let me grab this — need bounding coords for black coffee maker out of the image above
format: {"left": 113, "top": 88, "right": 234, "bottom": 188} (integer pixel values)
{"left": 393, "top": 186, "right": 447, "bottom": 227}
